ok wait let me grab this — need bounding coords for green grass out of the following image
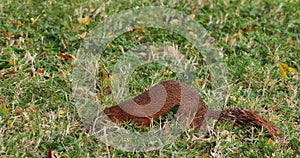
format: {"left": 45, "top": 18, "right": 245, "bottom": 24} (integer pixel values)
{"left": 1, "top": 0, "right": 299, "bottom": 157}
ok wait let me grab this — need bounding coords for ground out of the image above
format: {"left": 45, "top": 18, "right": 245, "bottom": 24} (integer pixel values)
{"left": 0, "top": 0, "right": 299, "bottom": 157}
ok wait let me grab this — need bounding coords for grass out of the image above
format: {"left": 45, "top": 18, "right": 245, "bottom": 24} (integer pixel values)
{"left": 0, "top": 0, "right": 299, "bottom": 157}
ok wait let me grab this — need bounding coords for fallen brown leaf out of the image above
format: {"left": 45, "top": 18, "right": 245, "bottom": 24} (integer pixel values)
{"left": 15, "top": 106, "right": 23, "bottom": 116}
{"left": 59, "top": 52, "right": 76, "bottom": 61}
{"left": 77, "top": 16, "right": 91, "bottom": 25}
{"left": 37, "top": 68, "right": 45, "bottom": 74}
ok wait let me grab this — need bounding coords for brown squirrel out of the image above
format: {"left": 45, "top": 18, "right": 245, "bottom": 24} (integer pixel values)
{"left": 103, "top": 80, "right": 280, "bottom": 137}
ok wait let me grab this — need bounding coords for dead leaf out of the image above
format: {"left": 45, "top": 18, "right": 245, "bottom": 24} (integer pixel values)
{"left": 15, "top": 106, "right": 23, "bottom": 115}
{"left": 9, "top": 59, "right": 14, "bottom": 65}
{"left": 73, "top": 24, "right": 86, "bottom": 31}
{"left": 37, "top": 68, "right": 45, "bottom": 74}
{"left": 77, "top": 31, "right": 88, "bottom": 39}
{"left": 149, "top": 45, "right": 157, "bottom": 52}
{"left": 49, "top": 0, "right": 54, "bottom": 5}
{"left": 287, "top": 67, "right": 297, "bottom": 73}
{"left": 170, "top": 19, "right": 181, "bottom": 25}
{"left": 103, "top": 87, "right": 111, "bottom": 95}
{"left": 278, "top": 62, "right": 297, "bottom": 79}
{"left": 30, "top": 17, "right": 35, "bottom": 22}
{"left": 278, "top": 63, "right": 288, "bottom": 79}
{"left": 97, "top": 93, "right": 104, "bottom": 100}
{"left": 230, "top": 96, "right": 237, "bottom": 102}
{"left": 100, "top": 66, "right": 110, "bottom": 87}
{"left": 192, "top": 135, "right": 211, "bottom": 141}
{"left": 16, "top": 20, "right": 22, "bottom": 27}
{"left": 228, "top": 31, "right": 242, "bottom": 45}
{"left": 1, "top": 70, "right": 18, "bottom": 78}
{"left": 240, "top": 27, "right": 251, "bottom": 31}
{"left": 188, "top": 31, "right": 197, "bottom": 37}
{"left": 205, "top": 153, "right": 209, "bottom": 158}
{"left": 4, "top": 32, "right": 14, "bottom": 38}
{"left": 25, "top": 106, "right": 38, "bottom": 113}
{"left": 57, "top": 110, "right": 65, "bottom": 116}
{"left": 197, "top": 79, "right": 204, "bottom": 85}
{"left": 267, "top": 56, "right": 275, "bottom": 61}
{"left": 267, "top": 138, "right": 275, "bottom": 146}
{"left": 1, "top": 102, "right": 10, "bottom": 114}
{"left": 23, "top": 126, "right": 31, "bottom": 132}
{"left": 77, "top": 16, "right": 91, "bottom": 25}
{"left": 22, "top": 111, "right": 30, "bottom": 122}
{"left": 29, "top": 71, "right": 35, "bottom": 77}
{"left": 7, "top": 119, "right": 13, "bottom": 125}
{"left": 13, "top": 40, "right": 21, "bottom": 46}
{"left": 133, "top": 27, "right": 146, "bottom": 32}
{"left": 6, "top": 20, "right": 23, "bottom": 27}
{"left": 187, "top": 13, "right": 196, "bottom": 20}
{"left": 59, "top": 52, "right": 76, "bottom": 61}
{"left": 279, "top": 62, "right": 289, "bottom": 70}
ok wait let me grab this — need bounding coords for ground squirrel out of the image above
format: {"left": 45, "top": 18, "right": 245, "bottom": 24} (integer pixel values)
{"left": 103, "top": 80, "right": 280, "bottom": 137}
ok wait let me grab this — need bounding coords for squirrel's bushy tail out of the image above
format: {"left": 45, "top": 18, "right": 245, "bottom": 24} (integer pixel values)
{"left": 218, "top": 108, "right": 280, "bottom": 137}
